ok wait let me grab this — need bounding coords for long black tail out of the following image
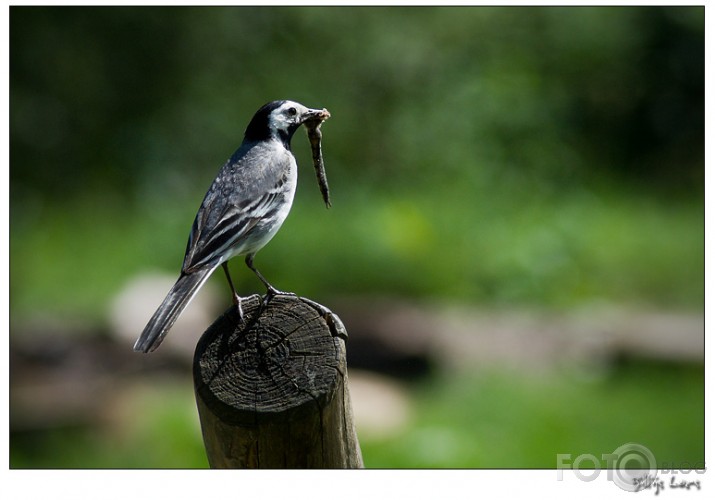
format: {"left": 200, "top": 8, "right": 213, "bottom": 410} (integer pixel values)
{"left": 134, "top": 267, "right": 215, "bottom": 353}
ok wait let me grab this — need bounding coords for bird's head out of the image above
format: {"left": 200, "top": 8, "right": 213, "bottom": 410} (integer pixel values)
{"left": 244, "top": 100, "right": 330, "bottom": 149}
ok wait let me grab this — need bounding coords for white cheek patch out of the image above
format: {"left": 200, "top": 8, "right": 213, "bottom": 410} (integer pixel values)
{"left": 270, "top": 108, "right": 295, "bottom": 131}
{"left": 269, "top": 102, "right": 308, "bottom": 134}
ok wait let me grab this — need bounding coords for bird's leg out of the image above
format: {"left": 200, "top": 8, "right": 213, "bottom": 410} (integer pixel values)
{"left": 245, "top": 254, "right": 295, "bottom": 305}
{"left": 222, "top": 262, "right": 243, "bottom": 320}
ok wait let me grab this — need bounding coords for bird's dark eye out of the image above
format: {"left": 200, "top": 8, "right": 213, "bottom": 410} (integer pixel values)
{"left": 287, "top": 107, "right": 297, "bottom": 116}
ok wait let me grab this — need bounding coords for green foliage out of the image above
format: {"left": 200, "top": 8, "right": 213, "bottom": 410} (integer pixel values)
{"left": 9, "top": 7, "right": 703, "bottom": 470}
{"left": 10, "top": 362, "right": 703, "bottom": 468}
{"left": 9, "top": 6, "right": 703, "bottom": 320}
{"left": 11, "top": 378, "right": 208, "bottom": 468}
{"left": 10, "top": 6, "right": 703, "bottom": 198}
{"left": 362, "top": 360, "right": 704, "bottom": 468}
{"left": 8, "top": 184, "right": 703, "bottom": 322}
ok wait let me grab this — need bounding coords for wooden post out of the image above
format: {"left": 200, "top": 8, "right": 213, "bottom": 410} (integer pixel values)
{"left": 193, "top": 294, "right": 363, "bottom": 468}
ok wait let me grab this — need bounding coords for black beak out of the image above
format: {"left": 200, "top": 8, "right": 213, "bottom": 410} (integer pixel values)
{"left": 302, "top": 107, "right": 331, "bottom": 123}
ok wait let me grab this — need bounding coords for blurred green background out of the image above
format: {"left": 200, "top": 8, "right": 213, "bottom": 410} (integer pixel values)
{"left": 10, "top": 6, "right": 703, "bottom": 469}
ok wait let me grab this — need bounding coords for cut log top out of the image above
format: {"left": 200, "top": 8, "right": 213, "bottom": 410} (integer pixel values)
{"left": 192, "top": 294, "right": 362, "bottom": 468}
{"left": 194, "top": 294, "right": 348, "bottom": 425}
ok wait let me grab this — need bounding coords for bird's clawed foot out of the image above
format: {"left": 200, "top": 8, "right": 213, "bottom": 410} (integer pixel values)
{"left": 262, "top": 286, "right": 296, "bottom": 307}
{"left": 233, "top": 293, "right": 245, "bottom": 321}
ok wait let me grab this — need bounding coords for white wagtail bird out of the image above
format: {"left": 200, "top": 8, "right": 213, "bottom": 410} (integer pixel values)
{"left": 134, "top": 100, "right": 331, "bottom": 353}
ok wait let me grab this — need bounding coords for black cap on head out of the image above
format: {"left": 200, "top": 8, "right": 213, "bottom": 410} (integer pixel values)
{"left": 244, "top": 100, "right": 289, "bottom": 143}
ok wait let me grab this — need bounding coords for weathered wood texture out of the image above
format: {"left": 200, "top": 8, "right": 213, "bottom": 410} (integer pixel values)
{"left": 193, "top": 294, "right": 363, "bottom": 468}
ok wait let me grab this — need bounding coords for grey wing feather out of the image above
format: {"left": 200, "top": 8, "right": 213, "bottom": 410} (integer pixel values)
{"left": 182, "top": 144, "right": 292, "bottom": 271}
